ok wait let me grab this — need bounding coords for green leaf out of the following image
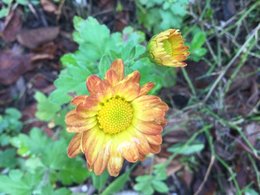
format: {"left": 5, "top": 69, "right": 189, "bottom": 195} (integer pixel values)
{"left": 49, "top": 64, "right": 91, "bottom": 105}
{"left": 137, "top": 0, "right": 189, "bottom": 33}
{"left": 244, "top": 188, "right": 259, "bottom": 195}
{"left": 153, "top": 164, "right": 168, "bottom": 180}
{"left": 91, "top": 171, "right": 109, "bottom": 191}
{"left": 0, "top": 170, "right": 42, "bottom": 195}
{"left": 98, "top": 54, "right": 113, "bottom": 78}
{"left": 191, "top": 30, "right": 206, "bottom": 49}
{"left": 168, "top": 141, "right": 205, "bottom": 155}
{"left": 35, "top": 92, "right": 60, "bottom": 121}
{"left": 57, "top": 158, "right": 90, "bottom": 185}
{"left": 0, "top": 7, "right": 9, "bottom": 19}
{"left": 0, "top": 108, "right": 22, "bottom": 134}
{"left": 101, "top": 171, "right": 130, "bottom": 195}
{"left": 11, "top": 128, "right": 49, "bottom": 156}
{"left": 136, "top": 175, "right": 152, "bottom": 182}
{"left": 152, "top": 180, "right": 169, "bottom": 193}
{"left": 0, "top": 149, "right": 17, "bottom": 168}
{"left": 5, "top": 108, "right": 21, "bottom": 119}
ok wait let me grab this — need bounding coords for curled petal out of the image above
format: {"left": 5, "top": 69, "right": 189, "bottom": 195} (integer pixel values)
{"left": 114, "top": 82, "right": 140, "bottom": 102}
{"left": 67, "top": 133, "right": 82, "bottom": 158}
{"left": 105, "top": 69, "right": 119, "bottom": 86}
{"left": 130, "top": 129, "right": 150, "bottom": 155}
{"left": 83, "top": 128, "right": 105, "bottom": 167}
{"left": 71, "top": 95, "right": 88, "bottom": 106}
{"left": 108, "top": 155, "right": 124, "bottom": 177}
{"left": 93, "top": 136, "right": 112, "bottom": 175}
{"left": 124, "top": 71, "right": 140, "bottom": 84}
{"left": 133, "top": 95, "right": 169, "bottom": 111}
{"left": 66, "top": 111, "right": 97, "bottom": 133}
{"left": 118, "top": 132, "right": 139, "bottom": 163}
{"left": 133, "top": 119, "right": 163, "bottom": 135}
{"left": 108, "top": 59, "right": 124, "bottom": 81}
{"left": 136, "top": 108, "right": 166, "bottom": 122}
{"left": 146, "top": 135, "right": 162, "bottom": 145}
{"left": 139, "top": 82, "right": 154, "bottom": 96}
{"left": 86, "top": 75, "right": 110, "bottom": 94}
{"left": 150, "top": 144, "right": 161, "bottom": 154}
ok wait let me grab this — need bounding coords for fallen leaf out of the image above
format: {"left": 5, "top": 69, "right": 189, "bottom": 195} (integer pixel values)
{"left": 17, "top": 27, "right": 60, "bottom": 49}
{"left": 0, "top": 49, "right": 54, "bottom": 85}
{"left": 2, "top": 8, "right": 23, "bottom": 42}
{"left": 0, "top": 50, "right": 32, "bottom": 85}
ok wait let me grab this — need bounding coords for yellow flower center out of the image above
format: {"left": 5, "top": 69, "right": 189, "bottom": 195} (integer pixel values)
{"left": 97, "top": 96, "right": 134, "bottom": 134}
{"left": 163, "top": 39, "right": 173, "bottom": 55}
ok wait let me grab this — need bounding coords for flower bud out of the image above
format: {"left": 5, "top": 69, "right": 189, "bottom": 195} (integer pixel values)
{"left": 148, "top": 29, "right": 189, "bottom": 67}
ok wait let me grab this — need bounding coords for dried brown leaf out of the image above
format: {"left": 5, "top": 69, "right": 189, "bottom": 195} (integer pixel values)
{"left": 2, "top": 8, "right": 23, "bottom": 42}
{"left": 17, "top": 27, "right": 60, "bottom": 49}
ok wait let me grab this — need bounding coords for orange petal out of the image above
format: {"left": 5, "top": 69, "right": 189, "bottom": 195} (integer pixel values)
{"left": 86, "top": 75, "right": 110, "bottom": 94}
{"left": 114, "top": 82, "right": 140, "bottom": 102}
{"left": 66, "top": 111, "right": 97, "bottom": 133}
{"left": 133, "top": 95, "right": 169, "bottom": 111}
{"left": 83, "top": 128, "right": 105, "bottom": 167}
{"left": 150, "top": 144, "right": 161, "bottom": 154}
{"left": 131, "top": 129, "right": 151, "bottom": 155}
{"left": 146, "top": 135, "right": 162, "bottom": 145}
{"left": 136, "top": 108, "right": 167, "bottom": 122}
{"left": 119, "top": 135, "right": 139, "bottom": 162}
{"left": 105, "top": 69, "right": 119, "bottom": 86}
{"left": 71, "top": 95, "right": 88, "bottom": 106}
{"left": 139, "top": 82, "right": 154, "bottom": 96}
{"left": 124, "top": 71, "right": 140, "bottom": 84}
{"left": 110, "top": 59, "right": 124, "bottom": 81}
{"left": 67, "top": 133, "right": 82, "bottom": 158}
{"left": 93, "top": 139, "right": 111, "bottom": 175}
{"left": 76, "top": 101, "right": 99, "bottom": 118}
{"left": 133, "top": 119, "right": 163, "bottom": 135}
{"left": 108, "top": 155, "right": 124, "bottom": 177}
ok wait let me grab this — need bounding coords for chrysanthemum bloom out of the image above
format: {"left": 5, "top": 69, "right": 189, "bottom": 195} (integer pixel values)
{"left": 148, "top": 29, "right": 190, "bottom": 67}
{"left": 65, "top": 59, "right": 168, "bottom": 176}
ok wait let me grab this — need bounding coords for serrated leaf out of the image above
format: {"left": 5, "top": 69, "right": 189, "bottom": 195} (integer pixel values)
{"left": 49, "top": 64, "right": 91, "bottom": 105}
{"left": 35, "top": 92, "right": 60, "bottom": 121}
{"left": 0, "top": 170, "right": 42, "bottom": 195}
{"left": 57, "top": 158, "right": 90, "bottom": 185}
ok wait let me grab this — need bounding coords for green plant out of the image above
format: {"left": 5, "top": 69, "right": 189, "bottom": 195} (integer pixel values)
{"left": 134, "top": 163, "right": 169, "bottom": 195}
{"left": 0, "top": 0, "right": 40, "bottom": 18}
{"left": 185, "top": 27, "right": 207, "bottom": 62}
{"left": 136, "top": 0, "right": 189, "bottom": 33}
{"left": 0, "top": 127, "right": 89, "bottom": 194}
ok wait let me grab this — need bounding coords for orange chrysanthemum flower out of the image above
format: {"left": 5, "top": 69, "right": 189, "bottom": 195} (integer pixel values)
{"left": 148, "top": 29, "right": 190, "bottom": 67}
{"left": 65, "top": 59, "right": 169, "bottom": 176}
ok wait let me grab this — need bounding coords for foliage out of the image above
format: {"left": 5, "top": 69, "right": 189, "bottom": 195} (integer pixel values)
{"left": 0, "top": 126, "right": 89, "bottom": 194}
{"left": 185, "top": 27, "right": 207, "bottom": 62}
{"left": 0, "top": 0, "right": 40, "bottom": 18}
{"left": 136, "top": 0, "right": 189, "bottom": 33}
{"left": 0, "top": 108, "right": 22, "bottom": 168}
{"left": 134, "top": 163, "right": 169, "bottom": 195}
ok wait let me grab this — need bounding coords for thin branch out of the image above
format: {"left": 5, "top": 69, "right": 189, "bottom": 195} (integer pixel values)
{"left": 194, "top": 155, "right": 215, "bottom": 195}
